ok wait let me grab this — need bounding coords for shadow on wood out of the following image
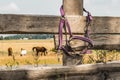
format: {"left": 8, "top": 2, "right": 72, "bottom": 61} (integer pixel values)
{"left": 0, "top": 61, "right": 120, "bottom": 80}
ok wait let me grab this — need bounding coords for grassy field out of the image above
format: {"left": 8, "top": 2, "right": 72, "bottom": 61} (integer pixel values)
{"left": 0, "top": 39, "right": 62, "bottom": 66}
{"left": 0, "top": 39, "right": 120, "bottom": 67}
{"left": 0, "top": 39, "right": 55, "bottom": 52}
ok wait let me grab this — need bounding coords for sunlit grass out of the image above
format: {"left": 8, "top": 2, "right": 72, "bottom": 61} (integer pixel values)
{"left": 82, "top": 50, "right": 120, "bottom": 64}
{"left": 0, "top": 39, "right": 119, "bottom": 66}
{"left": 0, "top": 53, "right": 62, "bottom": 66}
{"left": 0, "top": 39, "right": 62, "bottom": 66}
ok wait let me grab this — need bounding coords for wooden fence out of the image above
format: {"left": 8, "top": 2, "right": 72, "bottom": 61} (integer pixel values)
{"left": 0, "top": 61, "right": 120, "bottom": 80}
{"left": 0, "top": 0, "right": 120, "bottom": 79}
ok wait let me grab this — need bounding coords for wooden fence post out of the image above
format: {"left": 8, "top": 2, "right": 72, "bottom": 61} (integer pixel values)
{"left": 62, "top": 0, "right": 84, "bottom": 66}
{"left": 63, "top": 0, "right": 83, "bottom": 15}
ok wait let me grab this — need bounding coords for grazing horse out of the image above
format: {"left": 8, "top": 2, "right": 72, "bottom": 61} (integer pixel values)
{"left": 32, "top": 46, "right": 47, "bottom": 56}
{"left": 20, "top": 48, "right": 27, "bottom": 56}
{"left": 8, "top": 47, "right": 13, "bottom": 56}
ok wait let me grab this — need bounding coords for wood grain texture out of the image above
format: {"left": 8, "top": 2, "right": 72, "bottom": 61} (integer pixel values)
{"left": 0, "top": 62, "right": 120, "bottom": 80}
{"left": 0, "top": 14, "right": 119, "bottom": 49}
{"left": 54, "top": 34, "right": 120, "bottom": 50}
{"left": 91, "top": 34, "right": 120, "bottom": 50}
{"left": 0, "top": 14, "right": 60, "bottom": 34}
{"left": 0, "top": 14, "right": 120, "bottom": 34}
{"left": 63, "top": 0, "right": 83, "bottom": 15}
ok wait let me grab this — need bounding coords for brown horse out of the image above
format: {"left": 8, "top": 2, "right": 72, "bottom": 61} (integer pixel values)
{"left": 32, "top": 46, "right": 47, "bottom": 56}
{"left": 8, "top": 47, "right": 13, "bottom": 56}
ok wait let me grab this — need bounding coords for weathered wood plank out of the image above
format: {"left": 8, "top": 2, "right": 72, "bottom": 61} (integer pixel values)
{"left": 91, "top": 16, "right": 120, "bottom": 34}
{"left": 54, "top": 34, "right": 120, "bottom": 50}
{"left": 65, "top": 16, "right": 120, "bottom": 34}
{"left": 0, "top": 62, "right": 120, "bottom": 80}
{"left": 91, "top": 34, "right": 120, "bottom": 50}
{"left": 0, "top": 14, "right": 120, "bottom": 34}
{"left": 0, "top": 14, "right": 119, "bottom": 50}
{"left": 0, "top": 14, "right": 60, "bottom": 34}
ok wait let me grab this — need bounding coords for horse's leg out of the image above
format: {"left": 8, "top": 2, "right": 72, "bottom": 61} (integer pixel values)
{"left": 36, "top": 51, "right": 39, "bottom": 56}
{"left": 44, "top": 52, "right": 46, "bottom": 56}
{"left": 45, "top": 50, "right": 48, "bottom": 56}
{"left": 45, "top": 51, "right": 47, "bottom": 56}
{"left": 41, "top": 52, "right": 43, "bottom": 56}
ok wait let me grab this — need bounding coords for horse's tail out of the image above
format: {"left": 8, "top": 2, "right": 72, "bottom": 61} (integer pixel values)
{"left": 32, "top": 47, "right": 36, "bottom": 52}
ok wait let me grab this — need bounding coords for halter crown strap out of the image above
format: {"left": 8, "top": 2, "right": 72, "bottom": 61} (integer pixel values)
{"left": 58, "top": 5, "right": 93, "bottom": 54}
{"left": 58, "top": 5, "right": 72, "bottom": 51}
{"left": 83, "top": 8, "right": 92, "bottom": 22}
{"left": 60, "top": 5, "right": 65, "bottom": 17}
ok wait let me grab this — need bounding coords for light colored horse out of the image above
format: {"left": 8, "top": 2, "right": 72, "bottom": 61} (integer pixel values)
{"left": 20, "top": 48, "right": 27, "bottom": 56}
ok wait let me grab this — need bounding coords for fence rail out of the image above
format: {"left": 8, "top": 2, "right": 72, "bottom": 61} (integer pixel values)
{"left": 0, "top": 61, "right": 120, "bottom": 80}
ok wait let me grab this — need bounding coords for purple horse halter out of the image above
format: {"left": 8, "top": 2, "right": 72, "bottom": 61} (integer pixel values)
{"left": 57, "top": 5, "right": 93, "bottom": 57}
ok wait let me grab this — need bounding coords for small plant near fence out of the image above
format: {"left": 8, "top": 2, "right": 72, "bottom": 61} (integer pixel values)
{"left": 90, "top": 50, "right": 108, "bottom": 63}
{"left": 83, "top": 50, "right": 120, "bottom": 64}
{"left": 32, "top": 53, "right": 41, "bottom": 67}
{"left": 5, "top": 55, "right": 19, "bottom": 70}
{"left": 107, "top": 50, "right": 120, "bottom": 61}
{"left": 50, "top": 48, "right": 58, "bottom": 53}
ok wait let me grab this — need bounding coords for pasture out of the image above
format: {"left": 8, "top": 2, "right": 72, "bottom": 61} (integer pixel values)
{"left": 0, "top": 39, "right": 62, "bottom": 66}
{"left": 0, "top": 39, "right": 120, "bottom": 67}
{"left": 0, "top": 39, "right": 120, "bottom": 80}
